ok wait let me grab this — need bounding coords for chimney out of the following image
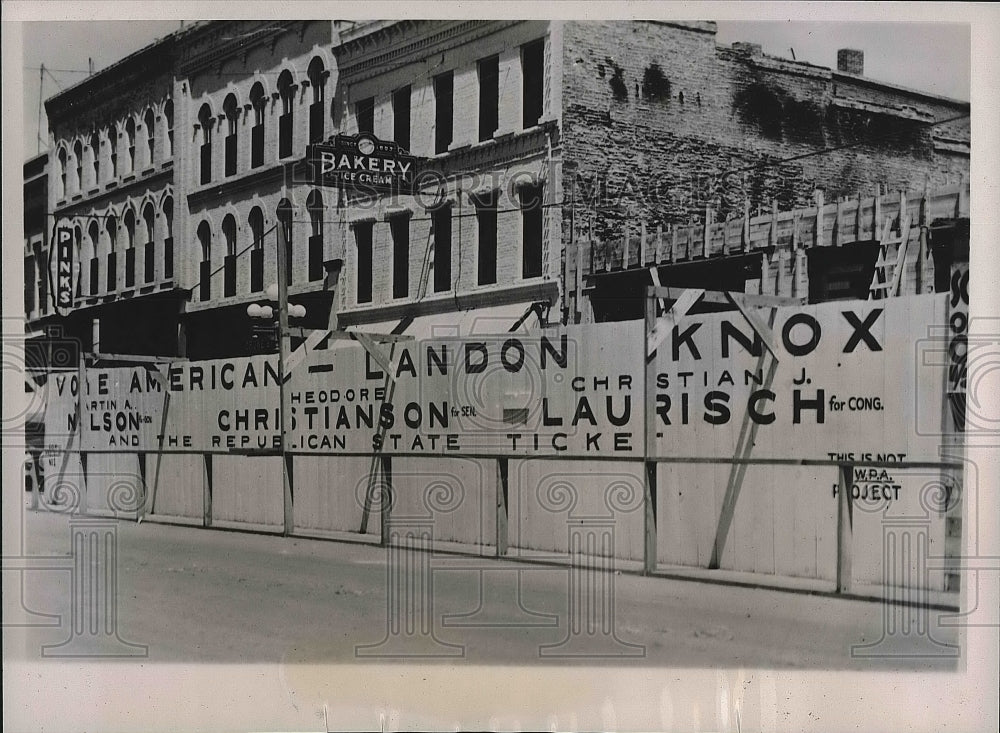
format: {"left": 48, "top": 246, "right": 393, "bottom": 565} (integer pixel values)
{"left": 837, "top": 48, "right": 864, "bottom": 75}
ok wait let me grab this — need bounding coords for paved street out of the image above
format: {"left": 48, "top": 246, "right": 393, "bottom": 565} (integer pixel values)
{"left": 6, "top": 508, "right": 960, "bottom": 669}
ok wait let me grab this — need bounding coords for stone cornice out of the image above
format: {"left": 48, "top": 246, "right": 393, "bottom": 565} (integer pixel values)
{"left": 335, "top": 20, "right": 523, "bottom": 82}
{"left": 177, "top": 21, "right": 305, "bottom": 76}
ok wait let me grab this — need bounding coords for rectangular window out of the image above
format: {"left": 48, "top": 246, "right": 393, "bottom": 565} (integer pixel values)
{"left": 434, "top": 72, "right": 454, "bottom": 154}
{"left": 250, "top": 248, "right": 264, "bottom": 292}
{"left": 278, "top": 113, "right": 293, "bottom": 159}
{"left": 309, "top": 100, "right": 325, "bottom": 144}
{"left": 251, "top": 123, "right": 264, "bottom": 168}
{"left": 107, "top": 251, "right": 118, "bottom": 292}
{"left": 393, "top": 86, "right": 411, "bottom": 151}
{"left": 355, "top": 222, "right": 373, "bottom": 304}
{"left": 225, "top": 134, "right": 237, "bottom": 177}
{"left": 356, "top": 97, "right": 375, "bottom": 136}
{"left": 477, "top": 196, "right": 498, "bottom": 285}
{"left": 200, "top": 142, "right": 211, "bottom": 184}
{"left": 164, "top": 237, "right": 173, "bottom": 280}
{"left": 521, "top": 39, "right": 545, "bottom": 129}
{"left": 125, "top": 247, "right": 136, "bottom": 288}
{"left": 224, "top": 254, "right": 237, "bottom": 297}
{"left": 391, "top": 216, "right": 409, "bottom": 299}
{"left": 520, "top": 184, "right": 543, "bottom": 279}
{"left": 90, "top": 256, "right": 99, "bottom": 295}
{"left": 144, "top": 241, "right": 155, "bottom": 282}
{"left": 199, "top": 259, "right": 211, "bottom": 301}
{"left": 309, "top": 233, "right": 324, "bottom": 282}
{"left": 433, "top": 206, "right": 452, "bottom": 293}
{"left": 478, "top": 56, "right": 499, "bottom": 142}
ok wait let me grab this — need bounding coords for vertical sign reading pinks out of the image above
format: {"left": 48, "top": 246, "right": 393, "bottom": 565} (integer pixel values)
{"left": 54, "top": 226, "right": 74, "bottom": 311}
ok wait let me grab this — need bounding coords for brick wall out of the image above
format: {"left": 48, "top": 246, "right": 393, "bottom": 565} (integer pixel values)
{"left": 560, "top": 21, "right": 970, "bottom": 248}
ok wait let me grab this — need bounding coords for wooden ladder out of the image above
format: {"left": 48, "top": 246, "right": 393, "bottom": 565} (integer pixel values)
{"left": 868, "top": 211, "right": 912, "bottom": 300}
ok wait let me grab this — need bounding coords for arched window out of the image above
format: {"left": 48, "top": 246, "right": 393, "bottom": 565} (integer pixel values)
{"left": 164, "top": 100, "right": 174, "bottom": 158}
{"left": 306, "top": 189, "right": 324, "bottom": 282}
{"left": 197, "top": 220, "right": 212, "bottom": 301}
{"left": 57, "top": 148, "right": 67, "bottom": 198}
{"left": 223, "top": 94, "right": 239, "bottom": 177}
{"left": 143, "top": 202, "right": 156, "bottom": 282}
{"left": 105, "top": 214, "right": 118, "bottom": 292}
{"left": 307, "top": 57, "right": 327, "bottom": 143}
{"left": 223, "top": 214, "right": 237, "bottom": 297}
{"left": 198, "top": 104, "right": 213, "bottom": 184}
{"left": 90, "top": 132, "right": 101, "bottom": 184}
{"left": 162, "top": 197, "right": 174, "bottom": 279}
{"left": 144, "top": 108, "right": 156, "bottom": 167}
{"left": 125, "top": 118, "right": 136, "bottom": 173}
{"left": 87, "top": 221, "right": 100, "bottom": 295}
{"left": 73, "top": 141, "right": 83, "bottom": 192}
{"left": 277, "top": 198, "right": 293, "bottom": 286}
{"left": 248, "top": 206, "right": 264, "bottom": 292}
{"left": 123, "top": 209, "right": 137, "bottom": 288}
{"left": 249, "top": 83, "right": 266, "bottom": 168}
{"left": 277, "top": 71, "right": 294, "bottom": 159}
{"left": 109, "top": 128, "right": 118, "bottom": 177}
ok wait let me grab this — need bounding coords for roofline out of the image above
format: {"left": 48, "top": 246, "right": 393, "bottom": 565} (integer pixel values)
{"left": 832, "top": 70, "right": 970, "bottom": 109}
{"left": 43, "top": 22, "right": 206, "bottom": 114}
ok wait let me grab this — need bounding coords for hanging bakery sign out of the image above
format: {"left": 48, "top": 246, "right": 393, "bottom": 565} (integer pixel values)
{"left": 308, "top": 133, "right": 418, "bottom": 192}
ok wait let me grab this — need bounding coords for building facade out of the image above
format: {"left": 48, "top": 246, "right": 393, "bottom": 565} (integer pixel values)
{"left": 31, "top": 19, "right": 970, "bottom": 356}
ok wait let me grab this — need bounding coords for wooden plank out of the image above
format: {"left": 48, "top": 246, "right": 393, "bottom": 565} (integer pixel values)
{"left": 813, "top": 190, "right": 824, "bottom": 248}
{"left": 379, "top": 455, "right": 393, "bottom": 547}
{"left": 643, "top": 289, "right": 657, "bottom": 575}
{"left": 708, "top": 308, "right": 779, "bottom": 570}
{"left": 887, "top": 216, "right": 912, "bottom": 297}
{"left": 646, "top": 286, "right": 804, "bottom": 307}
{"left": 350, "top": 331, "right": 394, "bottom": 375}
{"left": 203, "top": 453, "right": 213, "bottom": 528}
{"left": 496, "top": 458, "right": 509, "bottom": 557}
{"left": 92, "top": 352, "right": 184, "bottom": 364}
{"left": 325, "top": 331, "right": 413, "bottom": 342}
{"left": 643, "top": 461, "right": 657, "bottom": 575}
{"left": 284, "top": 327, "right": 332, "bottom": 375}
{"left": 647, "top": 287, "right": 704, "bottom": 357}
{"left": 725, "top": 293, "right": 782, "bottom": 359}
{"left": 639, "top": 221, "right": 647, "bottom": 267}
{"left": 836, "top": 463, "right": 854, "bottom": 593}
{"left": 702, "top": 208, "right": 712, "bottom": 259}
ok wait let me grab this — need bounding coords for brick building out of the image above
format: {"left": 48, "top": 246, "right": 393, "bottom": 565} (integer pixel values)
{"left": 41, "top": 31, "right": 179, "bottom": 356}
{"left": 30, "top": 19, "right": 970, "bottom": 356}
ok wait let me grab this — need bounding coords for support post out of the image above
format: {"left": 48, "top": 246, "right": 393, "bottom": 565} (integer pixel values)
{"left": 643, "top": 287, "right": 657, "bottom": 575}
{"left": 836, "top": 463, "right": 854, "bottom": 593}
{"left": 203, "top": 453, "right": 213, "bottom": 527}
{"left": 643, "top": 461, "right": 657, "bottom": 576}
{"left": 275, "top": 222, "right": 293, "bottom": 536}
{"left": 496, "top": 457, "right": 509, "bottom": 557}
{"left": 380, "top": 455, "right": 393, "bottom": 547}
